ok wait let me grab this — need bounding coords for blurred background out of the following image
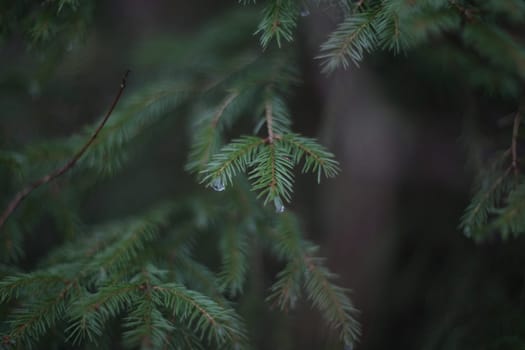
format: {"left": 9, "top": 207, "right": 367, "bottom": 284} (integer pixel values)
{"left": 2, "top": 1, "right": 525, "bottom": 349}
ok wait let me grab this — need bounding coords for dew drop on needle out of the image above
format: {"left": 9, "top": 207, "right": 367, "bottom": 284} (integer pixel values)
{"left": 211, "top": 178, "right": 225, "bottom": 192}
{"left": 274, "top": 197, "right": 285, "bottom": 213}
{"left": 300, "top": 5, "right": 310, "bottom": 17}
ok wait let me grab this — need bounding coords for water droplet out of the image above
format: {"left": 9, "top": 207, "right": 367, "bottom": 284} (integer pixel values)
{"left": 211, "top": 178, "right": 225, "bottom": 192}
{"left": 300, "top": 2, "right": 310, "bottom": 17}
{"left": 274, "top": 197, "right": 285, "bottom": 213}
{"left": 300, "top": 5, "right": 310, "bottom": 17}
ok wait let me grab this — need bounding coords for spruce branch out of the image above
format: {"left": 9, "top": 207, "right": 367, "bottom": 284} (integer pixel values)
{"left": 153, "top": 283, "right": 247, "bottom": 347}
{"left": 303, "top": 255, "right": 360, "bottom": 347}
{"left": 249, "top": 143, "right": 295, "bottom": 204}
{"left": 257, "top": 93, "right": 292, "bottom": 138}
{"left": 318, "top": 8, "right": 379, "bottom": 72}
{"left": 0, "top": 70, "right": 131, "bottom": 232}
{"left": 218, "top": 224, "right": 249, "bottom": 297}
{"left": 186, "top": 91, "right": 241, "bottom": 175}
{"left": 0, "top": 273, "right": 66, "bottom": 303}
{"left": 265, "top": 214, "right": 360, "bottom": 346}
{"left": 268, "top": 258, "right": 303, "bottom": 310}
{"left": 66, "top": 283, "right": 140, "bottom": 345}
{"left": 461, "top": 104, "right": 525, "bottom": 238}
{"left": 7, "top": 297, "right": 68, "bottom": 349}
{"left": 88, "top": 203, "right": 175, "bottom": 274}
{"left": 460, "top": 156, "right": 512, "bottom": 237}
{"left": 123, "top": 298, "right": 174, "bottom": 349}
{"left": 255, "top": 0, "right": 298, "bottom": 48}
{"left": 281, "top": 133, "right": 340, "bottom": 183}
{"left": 491, "top": 183, "right": 525, "bottom": 237}
{"left": 123, "top": 269, "right": 173, "bottom": 349}
{"left": 201, "top": 136, "right": 265, "bottom": 187}
{"left": 462, "top": 23, "right": 525, "bottom": 79}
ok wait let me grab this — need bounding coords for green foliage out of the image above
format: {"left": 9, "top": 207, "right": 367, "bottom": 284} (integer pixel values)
{"left": 5, "top": 0, "right": 525, "bottom": 348}
{"left": 0, "top": 3, "right": 357, "bottom": 349}
{"left": 265, "top": 214, "right": 360, "bottom": 347}
{"left": 0, "top": 198, "right": 357, "bottom": 348}
{"left": 0, "top": 0, "right": 95, "bottom": 50}
{"left": 318, "top": 7, "right": 380, "bottom": 71}
{"left": 255, "top": 0, "right": 299, "bottom": 48}
{"left": 459, "top": 109, "right": 525, "bottom": 241}
{"left": 197, "top": 85, "right": 339, "bottom": 209}
{"left": 218, "top": 224, "right": 250, "bottom": 297}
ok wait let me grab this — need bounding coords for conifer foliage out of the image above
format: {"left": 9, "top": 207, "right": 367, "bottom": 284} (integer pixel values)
{"left": 2, "top": 0, "right": 525, "bottom": 348}
{"left": 0, "top": 1, "right": 359, "bottom": 349}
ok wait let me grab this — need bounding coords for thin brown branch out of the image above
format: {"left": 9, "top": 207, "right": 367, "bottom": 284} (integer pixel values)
{"left": 265, "top": 100, "right": 274, "bottom": 143}
{"left": 211, "top": 91, "right": 239, "bottom": 127}
{"left": 0, "top": 70, "right": 131, "bottom": 231}
{"left": 512, "top": 109, "right": 522, "bottom": 177}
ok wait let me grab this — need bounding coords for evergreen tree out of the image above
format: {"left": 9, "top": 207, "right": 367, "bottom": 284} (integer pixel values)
{"left": 1, "top": 0, "right": 525, "bottom": 349}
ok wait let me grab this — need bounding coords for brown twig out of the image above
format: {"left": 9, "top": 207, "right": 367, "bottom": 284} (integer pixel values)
{"left": 0, "top": 70, "right": 131, "bottom": 231}
{"left": 265, "top": 100, "right": 274, "bottom": 143}
{"left": 512, "top": 109, "right": 522, "bottom": 177}
{"left": 211, "top": 91, "right": 239, "bottom": 127}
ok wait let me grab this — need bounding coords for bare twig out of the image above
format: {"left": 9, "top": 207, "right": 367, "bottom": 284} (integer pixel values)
{"left": 0, "top": 70, "right": 131, "bottom": 231}
{"left": 265, "top": 100, "right": 274, "bottom": 143}
{"left": 211, "top": 91, "right": 239, "bottom": 127}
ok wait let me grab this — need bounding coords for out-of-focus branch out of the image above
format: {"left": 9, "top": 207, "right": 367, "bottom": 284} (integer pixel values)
{"left": 0, "top": 70, "right": 131, "bottom": 231}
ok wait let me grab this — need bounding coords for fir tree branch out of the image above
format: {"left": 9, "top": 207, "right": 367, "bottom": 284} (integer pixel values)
{"left": 8, "top": 297, "right": 68, "bottom": 348}
{"left": 462, "top": 164, "right": 512, "bottom": 231}
{"left": 281, "top": 133, "right": 340, "bottom": 183}
{"left": 491, "top": 181, "right": 525, "bottom": 237}
{"left": 66, "top": 283, "right": 139, "bottom": 344}
{"left": 268, "top": 259, "right": 302, "bottom": 310}
{"left": 265, "top": 214, "right": 360, "bottom": 345}
{"left": 255, "top": 0, "right": 297, "bottom": 48}
{"left": 123, "top": 270, "right": 174, "bottom": 349}
{"left": 0, "top": 70, "right": 131, "bottom": 232}
{"left": 318, "top": 8, "right": 379, "bottom": 72}
{"left": 153, "top": 283, "right": 246, "bottom": 346}
{"left": 249, "top": 143, "right": 295, "bottom": 203}
{"left": 218, "top": 224, "right": 249, "bottom": 296}
{"left": 303, "top": 255, "right": 360, "bottom": 346}
{"left": 186, "top": 91, "right": 241, "bottom": 175}
{"left": 0, "top": 273, "right": 66, "bottom": 303}
{"left": 202, "top": 136, "right": 265, "bottom": 187}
